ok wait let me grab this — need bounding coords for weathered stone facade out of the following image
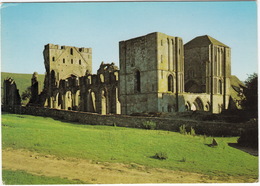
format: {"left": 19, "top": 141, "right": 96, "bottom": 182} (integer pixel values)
{"left": 119, "top": 32, "right": 233, "bottom": 114}
{"left": 3, "top": 78, "right": 21, "bottom": 107}
{"left": 31, "top": 44, "right": 120, "bottom": 115}
{"left": 23, "top": 32, "right": 243, "bottom": 115}
{"left": 184, "top": 35, "right": 231, "bottom": 113}
{"left": 119, "top": 32, "right": 184, "bottom": 114}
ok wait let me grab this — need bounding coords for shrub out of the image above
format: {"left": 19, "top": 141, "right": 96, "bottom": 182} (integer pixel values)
{"left": 153, "top": 152, "right": 168, "bottom": 160}
{"left": 179, "top": 125, "right": 187, "bottom": 135}
{"left": 142, "top": 121, "right": 156, "bottom": 130}
{"left": 190, "top": 127, "right": 196, "bottom": 136}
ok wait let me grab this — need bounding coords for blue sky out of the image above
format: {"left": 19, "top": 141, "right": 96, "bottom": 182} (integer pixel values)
{"left": 1, "top": 1, "right": 258, "bottom": 81}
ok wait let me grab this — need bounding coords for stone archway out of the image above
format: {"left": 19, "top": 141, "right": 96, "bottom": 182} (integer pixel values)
{"left": 101, "top": 90, "right": 107, "bottom": 115}
{"left": 192, "top": 97, "right": 204, "bottom": 111}
{"left": 64, "top": 91, "right": 72, "bottom": 110}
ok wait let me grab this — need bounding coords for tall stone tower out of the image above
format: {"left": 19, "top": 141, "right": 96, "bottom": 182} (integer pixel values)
{"left": 119, "top": 32, "right": 184, "bottom": 115}
{"left": 43, "top": 44, "right": 92, "bottom": 108}
{"left": 184, "top": 35, "right": 231, "bottom": 112}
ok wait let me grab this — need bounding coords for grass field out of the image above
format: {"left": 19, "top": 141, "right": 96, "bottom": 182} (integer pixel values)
{"left": 2, "top": 113, "right": 258, "bottom": 180}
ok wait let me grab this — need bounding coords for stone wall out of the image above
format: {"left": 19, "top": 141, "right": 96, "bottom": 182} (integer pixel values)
{"left": 3, "top": 105, "right": 253, "bottom": 137}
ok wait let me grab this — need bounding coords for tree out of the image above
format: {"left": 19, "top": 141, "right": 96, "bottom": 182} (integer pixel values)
{"left": 242, "top": 73, "right": 258, "bottom": 115}
{"left": 21, "top": 86, "right": 31, "bottom": 101}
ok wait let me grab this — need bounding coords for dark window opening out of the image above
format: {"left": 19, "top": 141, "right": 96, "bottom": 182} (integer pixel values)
{"left": 70, "top": 48, "right": 73, "bottom": 55}
{"left": 63, "top": 59, "right": 65, "bottom": 63}
{"left": 135, "top": 70, "right": 141, "bottom": 93}
{"left": 52, "top": 57, "right": 55, "bottom": 61}
{"left": 71, "top": 59, "right": 73, "bottom": 64}
{"left": 168, "top": 75, "right": 173, "bottom": 92}
{"left": 79, "top": 60, "right": 81, "bottom": 65}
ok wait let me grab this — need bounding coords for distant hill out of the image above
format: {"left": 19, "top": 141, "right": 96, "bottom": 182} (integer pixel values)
{"left": 1, "top": 72, "right": 45, "bottom": 104}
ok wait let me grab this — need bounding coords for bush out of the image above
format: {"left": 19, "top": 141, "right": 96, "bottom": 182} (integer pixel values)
{"left": 153, "top": 152, "right": 168, "bottom": 160}
{"left": 142, "top": 121, "right": 156, "bottom": 130}
{"left": 179, "top": 125, "right": 187, "bottom": 135}
{"left": 190, "top": 127, "right": 196, "bottom": 136}
{"left": 179, "top": 125, "right": 196, "bottom": 136}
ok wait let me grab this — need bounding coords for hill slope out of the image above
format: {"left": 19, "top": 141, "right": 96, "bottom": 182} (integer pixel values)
{"left": 1, "top": 72, "right": 45, "bottom": 97}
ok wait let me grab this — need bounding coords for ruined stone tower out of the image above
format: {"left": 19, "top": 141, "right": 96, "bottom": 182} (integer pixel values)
{"left": 184, "top": 35, "right": 231, "bottom": 112}
{"left": 43, "top": 44, "right": 92, "bottom": 109}
{"left": 119, "top": 32, "right": 184, "bottom": 115}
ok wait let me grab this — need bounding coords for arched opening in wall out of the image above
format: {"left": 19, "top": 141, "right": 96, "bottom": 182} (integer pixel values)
{"left": 58, "top": 93, "right": 63, "bottom": 109}
{"left": 205, "top": 102, "right": 210, "bottom": 111}
{"left": 63, "top": 59, "right": 65, "bottom": 64}
{"left": 79, "top": 60, "right": 81, "bottom": 65}
{"left": 71, "top": 59, "right": 73, "bottom": 64}
{"left": 193, "top": 97, "right": 204, "bottom": 111}
{"left": 73, "top": 90, "right": 80, "bottom": 111}
{"left": 87, "top": 90, "right": 96, "bottom": 112}
{"left": 70, "top": 48, "right": 73, "bottom": 55}
{"left": 50, "top": 70, "right": 56, "bottom": 87}
{"left": 52, "top": 57, "right": 55, "bottom": 61}
{"left": 185, "top": 80, "right": 200, "bottom": 93}
{"left": 100, "top": 74, "right": 104, "bottom": 83}
{"left": 168, "top": 75, "right": 174, "bottom": 92}
{"left": 101, "top": 90, "right": 107, "bottom": 115}
{"left": 65, "top": 91, "right": 72, "bottom": 110}
{"left": 218, "top": 80, "right": 223, "bottom": 94}
{"left": 185, "top": 102, "right": 191, "bottom": 111}
{"left": 135, "top": 70, "right": 141, "bottom": 93}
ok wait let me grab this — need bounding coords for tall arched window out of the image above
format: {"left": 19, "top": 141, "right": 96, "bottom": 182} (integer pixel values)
{"left": 219, "top": 80, "right": 222, "bottom": 94}
{"left": 135, "top": 70, "right": 141, "bottom": 93}
{"left": 70, "top": 48, "right": 73, "bottom": 55}
{"left": 168, "top": 75, "right": 173, "bottom": 92}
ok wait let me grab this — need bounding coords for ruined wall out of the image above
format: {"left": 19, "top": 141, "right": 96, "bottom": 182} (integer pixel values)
{"left": 3, "top": 105, "right": 253, "bottom": 137}
{"left": 80, "top": 62, "right": 121, "bottom": 115}
{"left": 3, "top": 78, "right": 21, "bottom": 106}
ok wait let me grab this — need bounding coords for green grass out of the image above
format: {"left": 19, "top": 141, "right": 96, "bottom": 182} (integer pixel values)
{"left": 2, "top": 113, "right": 258, "bottom": 179}
{"left": 1, "top": 72, "right": 45, "bottom": 104}
{"left": 2, "top": 169, "right": 87, "bottom": 184}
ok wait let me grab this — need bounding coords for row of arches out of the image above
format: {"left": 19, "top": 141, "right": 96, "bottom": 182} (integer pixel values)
{"left": 185, "top": 97, "right": 209, "bottom": 112}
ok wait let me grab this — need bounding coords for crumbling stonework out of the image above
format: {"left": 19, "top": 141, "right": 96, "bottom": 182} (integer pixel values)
{"left": 3, "top": 78, "right": 21, "bottom": 106}
{"left": 25, "top": 32, "right": 243, "bottom": 115}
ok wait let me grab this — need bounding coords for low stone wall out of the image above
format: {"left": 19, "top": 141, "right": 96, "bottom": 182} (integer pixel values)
{"left": 2, "top": 105, "right": 253, "bottom": 136}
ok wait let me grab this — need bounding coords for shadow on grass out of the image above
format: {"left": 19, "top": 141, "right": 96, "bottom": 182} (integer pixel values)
{"left": 228, "top": 143, "right": 258, "bottom": 156}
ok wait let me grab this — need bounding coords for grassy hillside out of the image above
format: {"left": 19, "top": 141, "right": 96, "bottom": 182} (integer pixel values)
{"left": 2, "top": 113, "right": 258, "bottom": 180}
{"left": 1, "top": 72, "right": 45, "bottom": 104}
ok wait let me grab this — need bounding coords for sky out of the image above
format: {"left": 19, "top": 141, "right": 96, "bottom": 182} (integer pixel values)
{"left": 1, "top": 1, "right": 258, "bottom": 81}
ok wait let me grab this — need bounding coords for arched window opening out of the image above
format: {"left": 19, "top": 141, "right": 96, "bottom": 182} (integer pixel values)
{"left": 219, "top": 80, "right": 222, "bottom": 94}
{"left": 79, "top": 60, "right": 81, "bottom": 65}
{"left": 168, "top": 75, "right": 173, "bottom": 92}
{"left": 63, "top": 58, "right": 65, "bottom": 64}
{"left": 135, "top": 70, "right": 141, "bottom": 93}
{"left": 71, "top": 59, "right": 73, "bottom": 64}
{"left": 52, "top": 57, "right": 55, "bottom": 61}
{"left": 70, "top": 48, "right": 73, "bottom": 55}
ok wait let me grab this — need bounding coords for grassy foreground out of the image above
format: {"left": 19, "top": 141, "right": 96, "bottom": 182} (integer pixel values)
{"left": 2, "top": 113, "right": 258, "bottom": 179}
